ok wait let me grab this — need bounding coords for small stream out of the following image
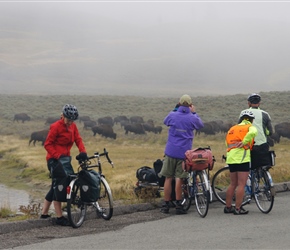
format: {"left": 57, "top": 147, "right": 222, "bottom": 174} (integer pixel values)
{"left": 0, "top": 184, "right": 30, "bottom": 211}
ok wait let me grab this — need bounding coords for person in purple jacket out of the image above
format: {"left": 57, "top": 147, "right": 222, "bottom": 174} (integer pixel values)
{"left": 160, "top": 94, "right": 204, "bottom": 214}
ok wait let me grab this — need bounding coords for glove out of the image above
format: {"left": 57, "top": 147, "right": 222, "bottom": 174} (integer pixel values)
{"left": 76, "top": 152, "right": 88, "bottom": 161}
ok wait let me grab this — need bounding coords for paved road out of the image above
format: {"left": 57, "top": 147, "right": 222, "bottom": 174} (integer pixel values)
{"left": 1, "top": 191, "right": 290, "bottom": 250}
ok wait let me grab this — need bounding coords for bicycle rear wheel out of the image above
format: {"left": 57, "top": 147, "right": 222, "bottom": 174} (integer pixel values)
{"left": 182, "top": 179, "right": 192, "bottom": 211}
{"left": 211, "top": 166, "right": 230, "bottom": 205}
{"left": 94, "top": 177, "right": 113, "bottom": 220}
{"left": 252, "top": 169, "right": 274, "bottom": 213}
{"left": 67, "top": 179, "right": 87, "bottom": 228}
{"left": 194, "top": 171, "right": 210, "bottom": 218}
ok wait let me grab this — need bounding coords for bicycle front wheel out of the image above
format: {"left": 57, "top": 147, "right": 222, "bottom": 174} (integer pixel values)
{"left": 252, "top": 169, "right": 274, "bottom": 213}
{"left": 94, "top": 177, "right": 113, "bottom": 220}
{"left": 212, "top": 166, "right": 230, "bottom": 205}
{"left": 67, "top": 179, "right": 87, "bottom": 228}
{"left": 194, "top": 171, "right": 210, "bottom": 218}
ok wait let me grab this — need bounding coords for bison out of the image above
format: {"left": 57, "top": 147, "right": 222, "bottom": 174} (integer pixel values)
{"left": 83, "top": 120, "right": 97, "bottom": 130}
{"left": 219, "top": 122, "right": 234, "bottom": 133}
{"left": 114, "top": 115, "right": 129, "bottom": 125}
{"left": 91, "top": 124, "right": 116, "bottom": 139}
{"left": 142, "top": 122, "right": 155, "bottom": 133}
{"left": 124, "top": 123, "right": 146, "bottom": 135}
{"left": 130, "top": 116, "right": 144, "bottom": 124}
{"left": 154, "top": 126, "right": 163, "bottom": 134}
{"left": 196, "top": 122, "right": 215, "bottom": 135}
{"left": 97, "top": 116, "right": 114, "bottom": 126}
{"left": 13, "top": 113, "right": 31, "bottom": 123}
{"left": 79, "top": 116, "right": 91, "bottom": 123}
{"left": 45, "top": 117, "right": 59, "bottom": 125}
{"left": 274, "top": 122, "right": 290, "bottom": 141}
{"left": 29, "top": 129, "right": 49, "bottom": 146}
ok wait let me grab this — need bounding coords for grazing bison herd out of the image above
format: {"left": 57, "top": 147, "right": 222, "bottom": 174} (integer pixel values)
{"left": 12, "top": 114, "right": 164, "bottom": 146}
{"left": 11, "top": 113, "right": 290, "bottom": 147}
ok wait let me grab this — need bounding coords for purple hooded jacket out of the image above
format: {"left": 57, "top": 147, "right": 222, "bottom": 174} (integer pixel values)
{"left": 164, "top": 106, "right": 204, "bottom": 159}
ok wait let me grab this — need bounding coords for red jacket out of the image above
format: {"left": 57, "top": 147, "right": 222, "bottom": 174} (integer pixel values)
{"left": 44, "top": 119, "right": 86, "bottom": 161}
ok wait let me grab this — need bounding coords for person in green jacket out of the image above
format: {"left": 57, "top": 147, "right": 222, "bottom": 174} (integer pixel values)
{"left": 224, "top": 110, "right": 257, "bottom": 215}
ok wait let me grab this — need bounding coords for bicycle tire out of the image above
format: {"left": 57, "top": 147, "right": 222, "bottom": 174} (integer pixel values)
{"left": 212, "top": 166, "right": 250, "bottom": 206}
{"left": 194, "top": 171, "right": 210, "bottom": 218}
{"left": 211, "top": 166, "right": 230, "bottom": 205}
{"left": 94, "top": 177, "right": 113, "bottom": 220}
{"left": 67, "top": 179, "right": 87, "bottom": 228}
{"left": 252, "top": 169, "right": 274, "bottom": 213}
{"left": 182, "top": 179, "right": 192, "bottom": 211}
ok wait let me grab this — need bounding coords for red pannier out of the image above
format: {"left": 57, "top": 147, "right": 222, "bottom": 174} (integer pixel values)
{"left": 183, "top": 147, "right": 215, "bottom": 172}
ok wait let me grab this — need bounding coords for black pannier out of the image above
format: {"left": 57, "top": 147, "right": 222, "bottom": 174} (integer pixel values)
{"left": 136, "top": 166, "right": 158, "bottom": 183}
{"left": 79, "top": 170, "right": 101, "bottom": 202}
{"left": 52, "top": 156, "right": 74, "bottom": 202}
{"left": 153, "top": 159, "right": 165, "bottom": 187}
{"left": 153, "top": 159, "right": 176, "bottom": 201}
{"left": 53, "top": 177, "right": 71, "bottom": 202}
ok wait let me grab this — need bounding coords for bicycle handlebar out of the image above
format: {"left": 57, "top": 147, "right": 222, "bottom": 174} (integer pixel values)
{"left": 82, "top": 148, "right": 114, "bottom": 168}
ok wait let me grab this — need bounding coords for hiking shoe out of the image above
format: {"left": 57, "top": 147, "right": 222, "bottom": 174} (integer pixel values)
{"left": 233, "top": 207, "right": 249, "bottom": 215}
{"left": 175, "top": 205, "right": 187, "bottom": 215}
{"left": 40, "top": 214, "right": 51, "bottom": 219}
{"left": 160, "top": 204, "right": 170, "bottom": 214}
{"left": 224, "top": 206, "right": 235, "bottom": 214}
{"left": 56, "top": 216, "right": 71, "bottom": 226}
{"left": 169, "top": 201, "right": 176, "bottom": 208}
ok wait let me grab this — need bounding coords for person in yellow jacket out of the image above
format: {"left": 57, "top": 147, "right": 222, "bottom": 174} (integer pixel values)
{"left": 224, "top": 110, "right": 257, "bottom": 215}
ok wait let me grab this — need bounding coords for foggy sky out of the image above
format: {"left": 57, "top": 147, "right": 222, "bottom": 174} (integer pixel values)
{"left": 1, "top": 1, "right": 290, "bottom": 97}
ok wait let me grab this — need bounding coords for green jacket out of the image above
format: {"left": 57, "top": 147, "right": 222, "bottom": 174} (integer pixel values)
{"left": 226, "top": 120, "right": 257, "bottom": 164}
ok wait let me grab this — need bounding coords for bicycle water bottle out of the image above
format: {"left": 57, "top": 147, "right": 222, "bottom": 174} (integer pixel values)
{"left": 245, "top": 177, "right": 251, "bottom": 195}
{"left": 188, "top": 172, "right": 193, "bottom": 186}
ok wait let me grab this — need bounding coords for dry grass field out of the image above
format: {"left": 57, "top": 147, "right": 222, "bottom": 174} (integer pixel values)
{"left": 0, "top": 92, "right": 289, "bottom": 206}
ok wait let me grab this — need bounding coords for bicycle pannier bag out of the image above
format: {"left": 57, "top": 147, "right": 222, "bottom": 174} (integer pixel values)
{"left": 183, "top": 147, "right": 215, "bottom": 172}
{"left": 53, "top": 177, "right": 71, "bottom": 202}
{"left": 153, "top": 159, "right": 165, "bottom": 187}
{"left": 136, "top": 166, "right": 158, "bottom": 183}
{"left": 52, "top": 156, "right": 74, "bottom": 202}
{"left": 79, "top": 169, "right": 101, "bottom": 202}
{"left": 52, "top": 156, "right": 74, "bottom": 179}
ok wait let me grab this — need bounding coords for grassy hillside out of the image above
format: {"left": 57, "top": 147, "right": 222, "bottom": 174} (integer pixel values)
{"left": 0, "top": 91, "right": 289, "bottom": 205}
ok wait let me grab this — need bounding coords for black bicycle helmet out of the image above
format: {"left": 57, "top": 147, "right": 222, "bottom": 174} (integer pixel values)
{"left": 247, "top": 93, "right": 261, "bottom": 104}
{"left": 62, "top": 104, "right": 79, "bottom": 120}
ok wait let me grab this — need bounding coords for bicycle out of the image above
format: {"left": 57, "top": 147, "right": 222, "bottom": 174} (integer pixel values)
{"left": 212, "top": 151, "right": 276, "bottom": 214}
{"left": 181, "top": 168, "right": 211, "bottom": 218}
{"left": 66, "top": 148, "right": 114, "bottom": 228}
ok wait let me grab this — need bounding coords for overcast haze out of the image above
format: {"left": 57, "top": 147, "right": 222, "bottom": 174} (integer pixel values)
{"left": 1, "top": 1, "right": 290, "bottom": 97}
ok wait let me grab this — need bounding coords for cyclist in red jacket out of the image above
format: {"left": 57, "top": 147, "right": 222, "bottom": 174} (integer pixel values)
{"left": 40, "top": 104, "right": 88, "bottom": 226}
